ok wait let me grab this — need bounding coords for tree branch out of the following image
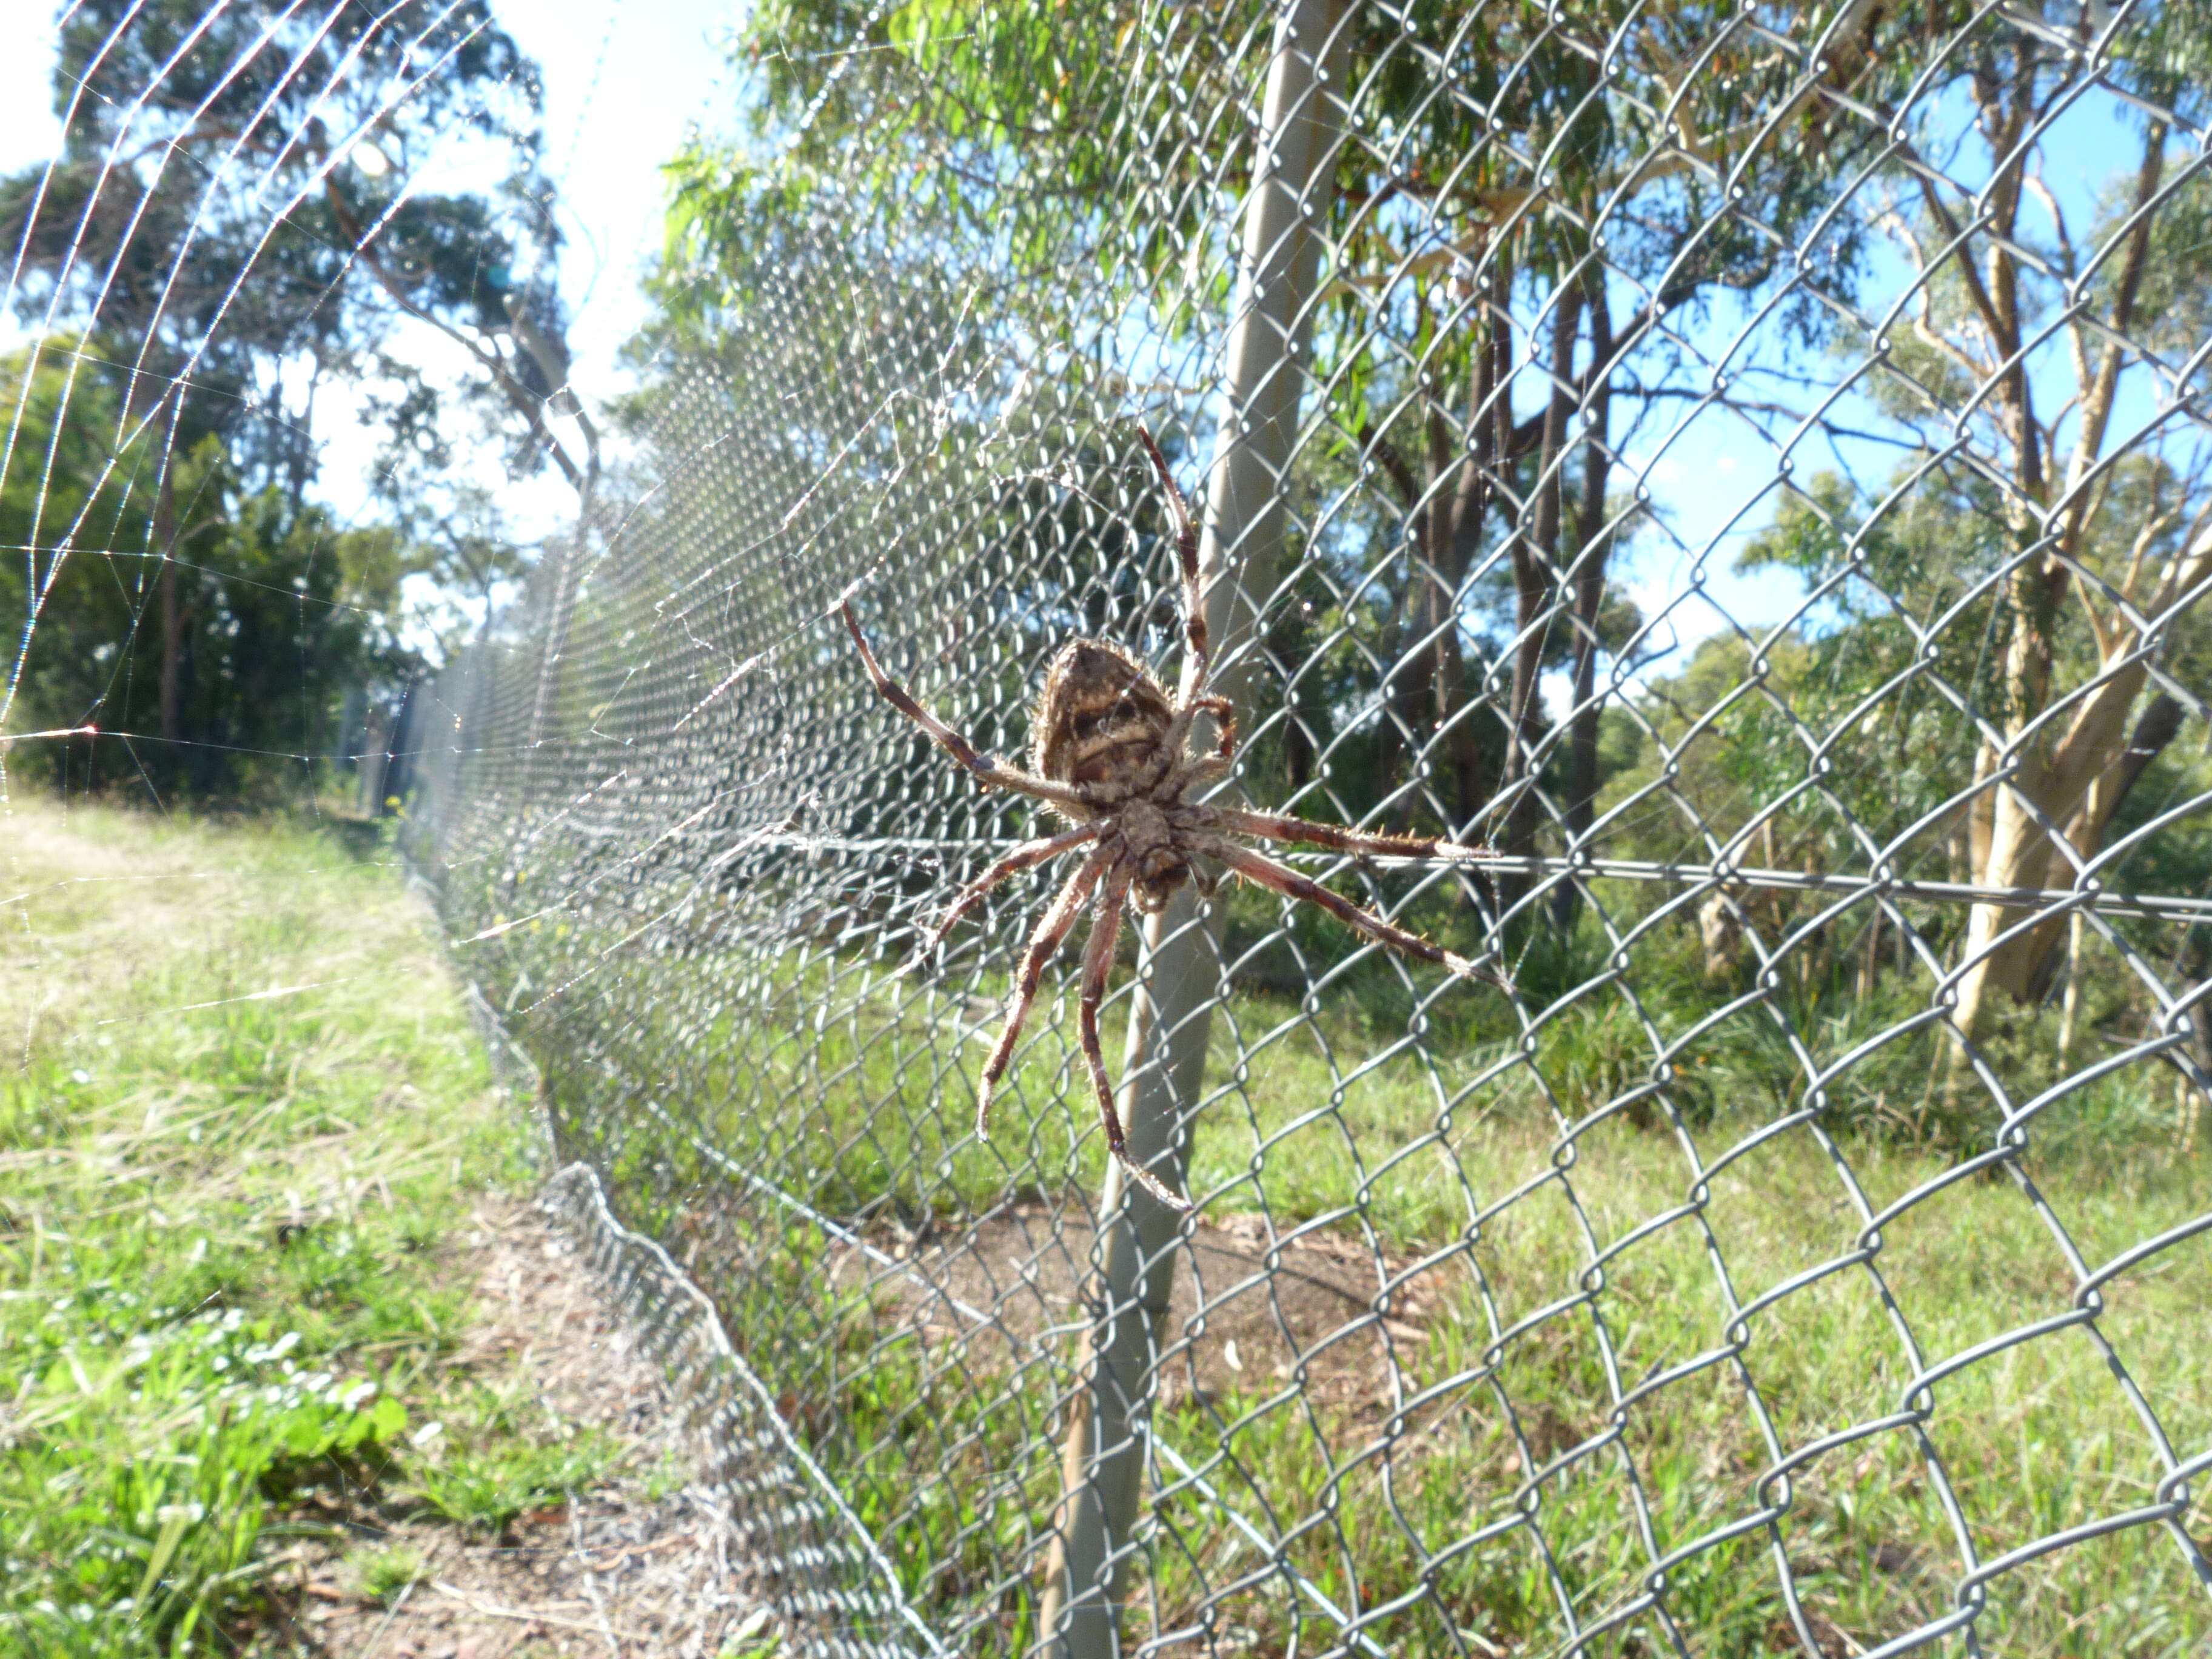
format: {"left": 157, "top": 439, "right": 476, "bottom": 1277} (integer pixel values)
{"left": 324, "top": 177, "right": 588, "bottom": 497}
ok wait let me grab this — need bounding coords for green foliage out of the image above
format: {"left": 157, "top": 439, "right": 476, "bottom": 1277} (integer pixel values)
{"left": 521, "top": 899, "right": 2207, "bottom": 1652}
{"left": 378, "top": 7, "right": 2212, "bottom": 1651}
{"left": 0, "top": 0, "right": 557, "bottom": 803}
{"left": 423, "top": 781, "right": 2211, "bottom": 1653}
{"left": 0, "top": 0, "right": 552, "bottom": 491}
{"left": 415, "top": 1427, "right": 623, "bottom": 1535}
{"left": 642, "top": 0, "right": 1911, "bottom": 885}
{"left": 644, "top": 1, "right": 2212, "bottom": 1063}
{"left": 0, "top": 343, "right": 423, "bottom": 797}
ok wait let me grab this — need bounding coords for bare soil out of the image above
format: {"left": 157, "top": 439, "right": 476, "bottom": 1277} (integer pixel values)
{"left": 823, "top": 1203, "right": 1449, "bottom": 1414}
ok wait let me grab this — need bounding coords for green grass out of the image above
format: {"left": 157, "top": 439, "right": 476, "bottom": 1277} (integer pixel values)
{"left": 343, "top": 1543, "right": 424, "bottom": 1608}
{"left": 0, "top": 803, "right": 600, "bottom": 1657}
{"left": 414, "top": 1407, "right": 620, "bottom": 1533}
{"left": 441, "top": 848, "right": 2212, "bottom": 1657}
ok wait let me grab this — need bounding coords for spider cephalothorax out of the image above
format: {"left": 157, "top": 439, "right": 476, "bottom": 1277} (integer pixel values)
{"left": 842, "top": 427, "right": 1501, "bottom": 1210}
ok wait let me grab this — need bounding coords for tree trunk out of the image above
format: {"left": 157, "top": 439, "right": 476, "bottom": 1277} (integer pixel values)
{"left": 1424, "top": 403, "right": 1486, "bottom": 833}
{"left": 1553, "top": 272, "right": 1612, "bottom": 931}
{"left": 2020, "top": 689, "right": 2187, "bottom": 1007}
{"left": 156, "top": 463, "right": 186, "bottom": 747}
{"left": 1361, "top": 326, "right": 1500, "bottom": 839}
{"left": 1952, "top": 543, "right": 2210, "bottom": 1043}
{"left": 1501, "top": 278, "right": 1584, "bottom": 887}
{"left": 2056, "top": 910, "right": 2083, "bottom": 1067}
{"left": 1948, "top": 111, "right": 2173, "bottom": 1054}
{"left": 1359, "top": 252, "right": 1516, "bottom": 875}
{"left": 1857, "top": 903, "right": 1884, "bottom": 1004}
{"left": 1361, "top": 425, "right": 1437, "bottom": 828}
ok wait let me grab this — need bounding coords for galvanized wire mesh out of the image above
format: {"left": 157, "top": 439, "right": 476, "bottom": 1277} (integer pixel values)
{"left": 412, "top": 3, "right": 2212, "bottom": 1654}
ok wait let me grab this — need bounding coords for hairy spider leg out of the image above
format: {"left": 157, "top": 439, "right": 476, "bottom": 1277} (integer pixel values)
{"left": 1187, "top": 694, "right": 1236, "bottom": 759}
{"left": 1150, "top": 694, "right": 1239, "bottom": 806}
{"left": 1185, "top": 804, "right": 1501, "bottom": 865}
{"left": 1074, "top": 866, "right": 1191, "bottom": 1212}
{"left": 974, "top": 841, "right": 1116, "bottom": 1140}
{"left": 1135, "top": 426, "right": 1207, "bottom": 695}
{"left": 1136, "top": 427, "right": 1233, "bottom": 772}
{"left": 1187, "top": 833, "right": 1506, "bottom": 990}
{"left": 925, "top": 825, "right": 1101, "bottom": 954}
{"left": 841, "top": 602, "right": 1096, "bottom": 812}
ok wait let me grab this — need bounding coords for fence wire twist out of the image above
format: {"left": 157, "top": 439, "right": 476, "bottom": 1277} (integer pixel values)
{"left": 384, "top": 4, "right": 2209, "bottom": 1655}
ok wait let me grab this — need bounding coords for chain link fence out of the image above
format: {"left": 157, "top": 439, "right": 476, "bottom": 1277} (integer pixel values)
{"left": 389, "top": 4, "right": 2212, "bottom": 1654}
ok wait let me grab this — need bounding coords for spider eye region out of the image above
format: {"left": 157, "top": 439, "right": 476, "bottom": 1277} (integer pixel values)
{"left": 1033, "top": 639, "right": 1175, "bottom": 787}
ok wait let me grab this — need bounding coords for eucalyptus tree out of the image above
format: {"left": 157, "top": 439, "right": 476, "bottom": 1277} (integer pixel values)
{"left": 1765, "top": 3, "right": 2212, "bottom": 1048}
{"left": 1308, "top": 2, "right": 1894, "bottom": 918}
{"left": 662, "top": 5, "right": 1899, "bottom": 907}
{"left": 0, "top": 343, "right": 417, "bottom": 797}
{"left": 0, "top": 0, "right": 571, "bottom": 780}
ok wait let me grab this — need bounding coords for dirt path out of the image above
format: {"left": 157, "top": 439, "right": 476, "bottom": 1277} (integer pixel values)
{"left": 269, "top": 1198, "right": 773, "bottom": 1658}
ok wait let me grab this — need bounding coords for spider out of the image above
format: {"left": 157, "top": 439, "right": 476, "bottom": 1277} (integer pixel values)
{"left": 841, "top": 427, "right": 1503, "bottom": 1210}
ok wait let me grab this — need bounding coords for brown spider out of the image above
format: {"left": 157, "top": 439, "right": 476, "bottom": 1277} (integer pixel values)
{"left": 840, "top": 427, "right": 1503, "bottom": 1210}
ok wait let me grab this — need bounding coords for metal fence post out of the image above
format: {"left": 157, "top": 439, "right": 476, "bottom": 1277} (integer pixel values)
{"left": 1039, "top": 5, "right": 1350, "bottom": 1652}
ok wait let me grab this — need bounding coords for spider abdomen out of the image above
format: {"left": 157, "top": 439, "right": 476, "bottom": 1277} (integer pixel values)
{"left": 1031, "top": 639, "right": 1176, "bottom": 794}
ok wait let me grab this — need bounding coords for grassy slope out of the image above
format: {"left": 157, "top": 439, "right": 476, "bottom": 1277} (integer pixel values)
{"left": 59, "top": 800, "right": 2193, "bottom": 1655}
{"left": 0, "top": 805, "right": 615, "bottom": 1658}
